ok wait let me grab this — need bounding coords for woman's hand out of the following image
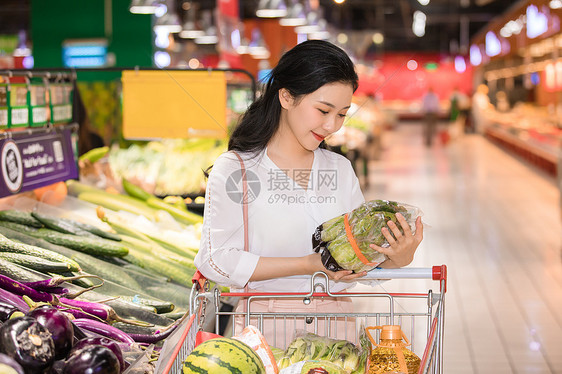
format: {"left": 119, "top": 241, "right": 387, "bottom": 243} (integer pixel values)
{"left": 371, "top": 214, "right": 423, "bottom": 268}
{"left": 305, "top": 253, "right": 367, "bottom": 282}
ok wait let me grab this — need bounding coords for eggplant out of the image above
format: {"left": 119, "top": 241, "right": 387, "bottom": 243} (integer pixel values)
{"left": 0, "top": 353, "right": 25, "bottom": 374}
{"left": 0, "top": 302, "right": 23, "bottom": 323}
{"left": 63, "top": 345, "right": 120, "bottom": 374}
{"left": 70, "top": 337, "right": 125, "bottom": 372}
{"left": 26, "top": 305, "right": 73, "bottom": 360}
{"left": 0, "top": 316, "right": 55, "bottom": 373}
{"left": 71, "top": 319, "right": 134, "bottom": 345}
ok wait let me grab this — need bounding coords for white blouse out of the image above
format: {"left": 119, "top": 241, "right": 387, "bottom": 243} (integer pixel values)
{"left": 194, "top": 147, "right": 365, "bottom": 292}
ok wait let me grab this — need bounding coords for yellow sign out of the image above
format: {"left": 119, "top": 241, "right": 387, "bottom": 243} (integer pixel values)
{"left": 122, "top": 70, "right": 227, "bottom": 139}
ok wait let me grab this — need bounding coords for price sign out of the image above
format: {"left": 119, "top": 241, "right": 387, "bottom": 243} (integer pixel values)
{"left": 29, "top": 84, "right": 48, "bottom": 127}
{"left": 0, "top": 126, "right": 78, "bottom": 197}
{"left": 0, "top": 84, "right": 8, "bottom": 129}
{"left": 122, "top": 70, "right": 228, "bottom": 139}
{"left": 9, "top": 84, "right": 29, "bottom": 128}
{"left": 50, "top": 83, "right": 73, "bottom": 124}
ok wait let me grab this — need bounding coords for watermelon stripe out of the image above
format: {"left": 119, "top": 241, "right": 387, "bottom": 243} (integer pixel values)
{"left": 183, "top": 361, "right": 208, "bottom": 374}
{"left": 213, "top": 339, "right": 264, "bottom": 371}
{"left": 182, "top": 338, "right": 265, "bottom": 374}
{"left": 190, "top": 351, "right": 243, "bottom": 374}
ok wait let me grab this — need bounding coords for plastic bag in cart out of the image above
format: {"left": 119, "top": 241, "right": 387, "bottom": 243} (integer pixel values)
{"left": 276, "top": 330, "right": 370, "bottom": 374}
{"left": 313, "top": 200, "right": 422, "bottom": 273}
{"left": 279, "top": 360, "right": 345, "bottom": 374}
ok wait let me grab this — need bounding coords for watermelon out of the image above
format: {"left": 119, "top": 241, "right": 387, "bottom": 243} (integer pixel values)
{"left": 182, "top": 337, "right": 266, "bottom": 374}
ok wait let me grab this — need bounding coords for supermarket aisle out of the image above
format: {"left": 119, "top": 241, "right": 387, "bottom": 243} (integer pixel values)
{"left": 355, "top": 123, "right": 562, "bottom": 373}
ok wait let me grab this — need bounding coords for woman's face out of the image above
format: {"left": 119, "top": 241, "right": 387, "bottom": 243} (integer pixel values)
{"left": 279, "top": 82, "right": 354, "bottom": 152}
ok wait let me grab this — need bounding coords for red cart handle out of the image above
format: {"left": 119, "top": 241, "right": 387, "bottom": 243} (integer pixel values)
{"left": 192, "top": 270, "right": 207, "bottom": 290}
{"left": 432, "top": 265, "right": 447, "bottom": 293}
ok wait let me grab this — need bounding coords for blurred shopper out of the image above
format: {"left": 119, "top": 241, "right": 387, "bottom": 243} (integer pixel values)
{"left": 421, "top": 87, "right": 440, "bottom": 146}
{"left": 495, "top": 91, "right": 510, "bottom": 112}
{"left": 471, "top": 84, "right": 492, "bottom": 133}
{"left": 449, "top": 87, "right": 470, "bottom": 139}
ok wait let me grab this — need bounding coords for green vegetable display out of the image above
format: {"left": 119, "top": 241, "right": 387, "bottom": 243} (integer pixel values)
{"left": 313, "top": 200, "right": 420, "bottom": 273}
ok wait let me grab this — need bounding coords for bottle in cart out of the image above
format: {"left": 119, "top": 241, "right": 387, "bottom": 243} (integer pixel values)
{"left": 366, "top": 325, "right": 421, "bottom": 374}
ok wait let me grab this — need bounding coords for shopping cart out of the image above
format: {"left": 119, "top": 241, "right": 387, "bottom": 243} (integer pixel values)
{"left": 155, "top": 265, "right": 447, "bottom": 374}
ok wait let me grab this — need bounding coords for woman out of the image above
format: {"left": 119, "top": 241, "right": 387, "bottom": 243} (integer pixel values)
{"left": 194, "top": 40, "right": 423, "bottom": 347}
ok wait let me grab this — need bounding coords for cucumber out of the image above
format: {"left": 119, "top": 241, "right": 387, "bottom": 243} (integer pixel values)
{"left": 69, "top": 220, "right": 121, "bottom": 241}
{"left": 32, "top": 228, "right": 129, "bottom": 257}
{"left": 122, "top": 178, "right": 153, "bottom": 201}
{"left": 0, "top": 232, "right": 81, "bottom": 272}
{"left": 0, "top": 220, "right": 41, "bottom": 234}
{"left": 77, "top": 191, "right": 158, "bottom": 221}
{"left": 57, "top": 271, "right": 96, "bottom": 289}
{"left": 70, "top": 251, "right": 141, "bottom": 290}
{"left": 146, "top": 196, "right": 203, "bottom": 225}
{"left": 79, "top": 146, "right": 109, "bottom": 163}
{"left": 0, "top": 252, "right": 71, "bottom": 273}
{"left": 120, "top": 235, "right": 196, "bottom": 269}
{"left": 0, "top": 210, "right": 43, "bottom": 228}
{"left": 118, "top": 295, "right": 175, "bottom": 314}
{"left": 124, "top": 249, "right": 194, "bottom": 287}
{"left": 31, "top": 211, "right": 98, "bottom": 238}
{"left": 161, "top": 311, "right": 186, "bottom": 320}
{"left": 0, "top": 257, "right": 46, "bottom": 283}
{"left": 66, "top": 179, "right": 101, "bottom": 196}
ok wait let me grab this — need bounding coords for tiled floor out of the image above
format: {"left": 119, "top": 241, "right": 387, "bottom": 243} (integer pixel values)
{"left": 354, "top": 122, "right": 562, "bottom": 373}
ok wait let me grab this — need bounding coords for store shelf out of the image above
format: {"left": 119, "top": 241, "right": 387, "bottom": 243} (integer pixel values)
{"left": 484, "top": 125, "right": 559, "bottom": 176}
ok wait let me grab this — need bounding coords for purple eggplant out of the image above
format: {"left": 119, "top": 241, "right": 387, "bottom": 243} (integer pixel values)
{"left": 71, "top": 319, "right": 134, "bottom": 345}
{"left": 57, "top": 297, "right": 151, "bottom": 326}
{"left": 0, "top": 353, "right": 25, "bottom": 374}
{"left": 63, "top": 345, "right": 120, "bottom": 374}
{"left": 0, "top": 289, "right": 29, "bottom": 313}
{"left": 0, "top": 316, "right": 55, "bottom": 373}
{"left": 26, "top": 305, "right": 74, "bottom": 360}
{"left": 70, "top": 337, "right": 125, "bottom": 372}
{"left": 0, "top": 302, "right": 23, "bottom": 322}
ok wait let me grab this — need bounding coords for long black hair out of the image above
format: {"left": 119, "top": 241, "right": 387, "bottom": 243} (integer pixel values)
{"left": 228, "top": 40, "right": 358, "bottom": 153}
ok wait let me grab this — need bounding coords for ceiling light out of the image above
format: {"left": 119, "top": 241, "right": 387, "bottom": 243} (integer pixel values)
{"left": 372, "top": 32, "right": 384, "bottom": 44}
{"left": 295, "top": 11, "right": 324, "bottom": 34}
{"left": 179, "top": 3, "right": 205, "bottom": 39}
{"left": 280, "top": 0, "right": 307, "bottom": 26}
{"left": 333, "top": 0, "right": 345, "bottom": 4}
{"left": 417, "top": 0, "right": 430, "bottom": 5}
{"left": 179, "top": 22, "right": 205, "bottom": 38}
{"left": 154, "top": 51, "right": 171, "bottom": 67}
{"left": 470, "top": 44, "right": 482, "bottom": 66}
{"left": 194, "top": 28, "right": 218, "bottom": 44}
{"left": 248, "top": 28, "right": 271, "bottom": 59}
{"left": 194, "top": 10, "right": 218, "bottom": 44}
{"left": 412, "top": 11, "right": 426, "bottom": 37}
{"left": 154, "top": 29, "right": 170, "bottom": 48}
{"left": 454, "top": 56, "right": 466, "bottom": 73}
{"left": 154, "top": 11, "right": 182, "bottom": 33}
{"left": 154, "top": 3, "right": 168, "bottom": 17}
{"left": 256, "top": 0, "right": 288, "bottom": 18}
{"left": 129, "top": 0, "right": 162, "bottom": 14}
{"left": 550, "top": 0, "right": 562, "bottom": 9}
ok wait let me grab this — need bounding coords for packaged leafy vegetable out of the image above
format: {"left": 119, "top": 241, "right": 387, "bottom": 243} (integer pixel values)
{"left": 312, "top": 200, "right": 422, "bottom": 273}
{"left": 279, "top": 360, "right": 345, "bottom": 374}
{"left": 276, "top": 331, "right": 370, "bottom": 374}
